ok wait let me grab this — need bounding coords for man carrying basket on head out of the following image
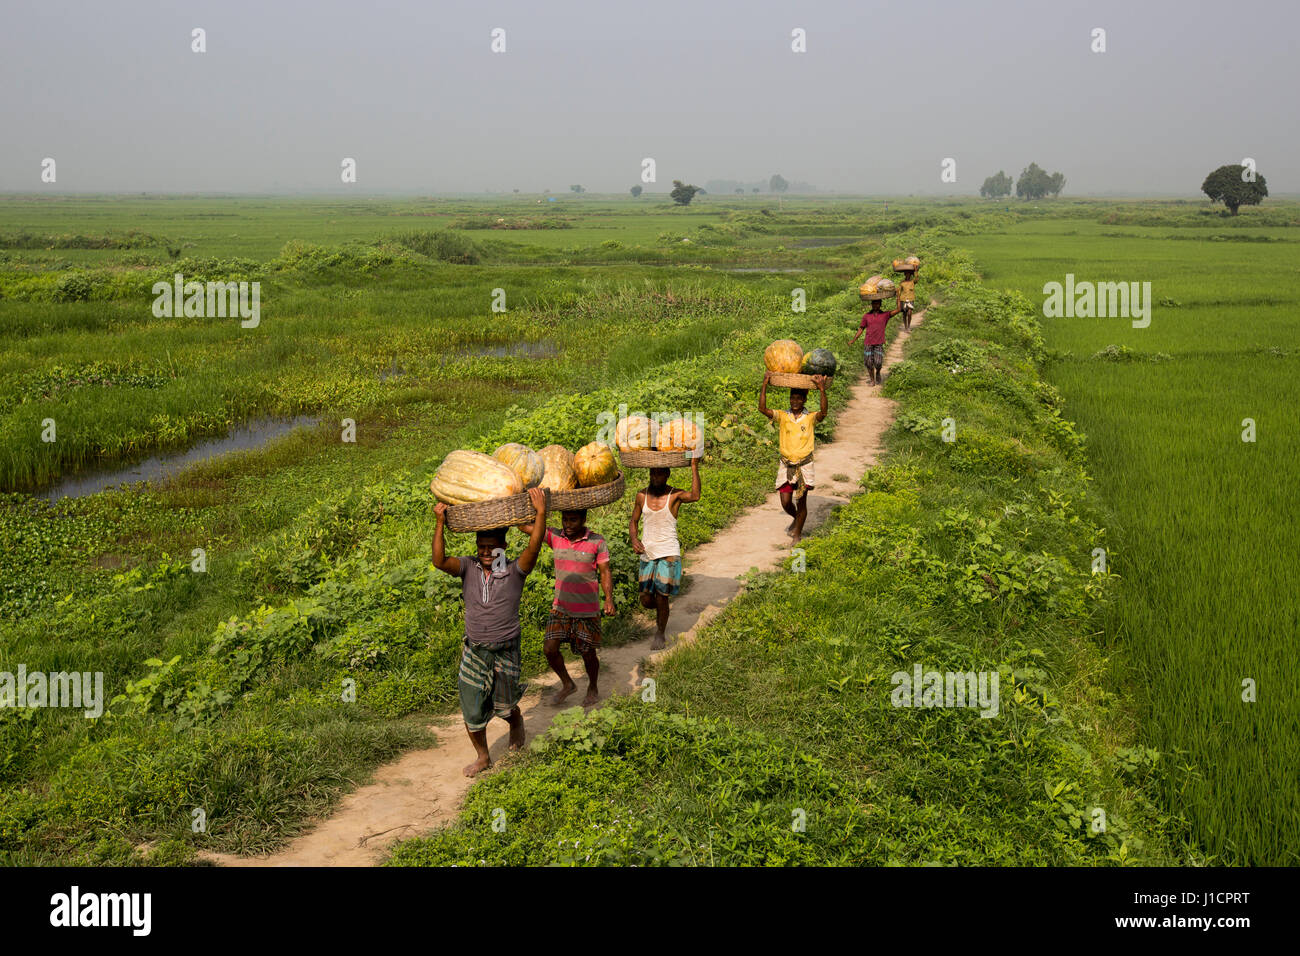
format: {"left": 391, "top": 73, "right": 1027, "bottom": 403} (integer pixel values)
{"left": 431, "top": 486, "right": 548, "bottom": 778}
{"left": 629, "top": 457, "right": 701, "bottom": 650}
{"left": 898, "top": 269, "right": 917, "bottom": 332}
{"left": 519, "top": 507, "right": 615, "bottom": 707}
{"left": 758, "top": 372, "right": 828, "bottom": 545}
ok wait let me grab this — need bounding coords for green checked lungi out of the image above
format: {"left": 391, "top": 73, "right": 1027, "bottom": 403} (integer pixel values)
{"left": 458, "top": 636, "right": 523, "bottom": 732}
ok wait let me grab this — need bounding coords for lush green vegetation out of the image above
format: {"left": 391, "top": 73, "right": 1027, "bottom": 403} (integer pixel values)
{"left": 962, "top": 210, "right": 1300, "bottom": 865}
{"left": 2, "top": 194, "right": 1292, "bottom": 866}
{"left": 1, "top": 195, "right": 944, "bottom": 864}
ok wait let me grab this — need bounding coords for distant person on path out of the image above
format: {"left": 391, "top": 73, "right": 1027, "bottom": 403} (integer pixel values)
{"left": 759, "top": 373, "right": 828, "bottom": 545}
{"left": 432, "top": 486, "right": 548, "bottom": 778}
{"left": 629, "top": 458, "right": 701, "bottom": 649}
{"left": 898, "top": 271, "right": 917, "bottom": 331}
{"left": 519, "top": 508, "right": 615, "bottom": 706}
{"left": 850, "top": 300, "right": 903, "bottom": 386}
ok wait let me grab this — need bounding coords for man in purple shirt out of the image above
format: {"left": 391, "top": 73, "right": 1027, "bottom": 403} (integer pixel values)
{"left": 432, "top": 486, "right": 547, "bottom": 777}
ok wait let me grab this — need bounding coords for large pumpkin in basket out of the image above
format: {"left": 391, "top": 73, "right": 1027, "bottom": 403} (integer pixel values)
{"left": 430, "top": 450, "right": 524, "bottom": 505}
{"left": 657, "top": 418, "right": 702, "bottom": 455}
{"left": 764, "top": 339, "right": 804, "bottom": 373}
{"left": 538, "top": 444, "right": 577, "bottom": 492}
{"left": 492, "top": 442, "right": 544, "bottom": 489}
{"left": 573, "top": 441, "right": 618, "bottom": 487}
{"left": 615, "top": 416, "right": 658, "bottom": 452}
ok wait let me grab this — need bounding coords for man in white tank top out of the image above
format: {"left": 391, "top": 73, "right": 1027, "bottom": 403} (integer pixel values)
{"left": 629, "top": 458, "right": 701, "bottom": 649}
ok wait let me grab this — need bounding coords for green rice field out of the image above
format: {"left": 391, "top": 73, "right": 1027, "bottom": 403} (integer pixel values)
{"left": 963, "top": 210, "right": 1300, "bottom": 864}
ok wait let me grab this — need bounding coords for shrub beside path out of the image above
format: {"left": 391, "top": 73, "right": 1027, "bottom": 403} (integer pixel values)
{"left": 204, "top": 306, "right": 928, "bottom": 867}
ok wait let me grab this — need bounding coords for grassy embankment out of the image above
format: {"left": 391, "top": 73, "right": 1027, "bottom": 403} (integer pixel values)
{"left": 386, "top": 248, "right": 1185, "bottom": 866}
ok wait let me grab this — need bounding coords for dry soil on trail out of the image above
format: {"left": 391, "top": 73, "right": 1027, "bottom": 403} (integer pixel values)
{"left": 203, "top": 307, "right": 927, "bottom": 867}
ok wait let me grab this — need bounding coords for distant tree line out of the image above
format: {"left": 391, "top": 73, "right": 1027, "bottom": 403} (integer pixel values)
{"left": 626, "top": 172, "right": 812, "bottom": 205}
{"left": 703, "top": 175, "right": 814, "bottom": 195}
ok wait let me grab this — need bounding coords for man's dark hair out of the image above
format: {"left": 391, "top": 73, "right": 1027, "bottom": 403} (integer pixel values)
{"left": 790, "top": 388, "right": 808, "bottom": 399}
{"left": 476, "top": 527, "right": 508, "bottom": 548}
{"left": 562, "top": 509, "right": 588, "bottom": 522}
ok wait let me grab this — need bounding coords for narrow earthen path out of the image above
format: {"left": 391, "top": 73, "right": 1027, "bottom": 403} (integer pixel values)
{"left": 203, "top": 306, "right": 927, "bottom": 867}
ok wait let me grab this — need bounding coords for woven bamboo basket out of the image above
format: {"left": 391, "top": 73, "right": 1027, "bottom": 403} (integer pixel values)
{"left": 859, "top": 290, "right": 896, "bottom": 301}
{"left": 619, "top": 448, "right": 697, "bottom": 469}
{"left": 767, "top": 371, "right": 823, "bottom": 388}
{"left": 444, "top": 487, "right": 550, "bottom": 532}
{"left": 549, "top": 471, "right": 626, "bottom": 511}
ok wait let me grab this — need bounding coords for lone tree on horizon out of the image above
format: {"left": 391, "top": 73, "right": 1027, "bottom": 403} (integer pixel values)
{"left": 670, "top": 180, "right": 701, "bottom": 206}
{"left": 769, "top": 174, "right": 789, "bottom": 194}
{"left": 630, "top": 185, "right": 642, "bottom": 198}
{"left": 1202, "top": 163, "right": 1268, "bottom": 215}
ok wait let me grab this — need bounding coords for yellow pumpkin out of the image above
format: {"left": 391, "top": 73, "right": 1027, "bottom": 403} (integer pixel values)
{"left": 615, "top": 416, "right": 658, "bottom": 452}
{"left": 764, "top": 339, "right": 804, "bottom": 373}
{"left": 492, "top": 442, "right": 544, "bottom": 489}
{"left": 573, "top": 441, "right": 618, "bottom": 487}
{"left": 658, "top": 418, "right": 702, "bottom": 455}
{"left": 430, "top": 450, "right": 524, "bottom": 505}
{"left": 538, "top": 444, "right": 577, "bottom": 492}
{"left": 905, "top": 255, "right": 921, "bottom": 268}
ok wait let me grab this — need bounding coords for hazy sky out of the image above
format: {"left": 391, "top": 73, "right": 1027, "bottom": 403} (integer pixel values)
{"left": 2, "top": 0, "right": 1296, "bottom": 196}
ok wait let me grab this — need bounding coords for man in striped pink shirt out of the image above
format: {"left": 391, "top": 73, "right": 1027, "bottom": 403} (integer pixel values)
{"left": 522, "top": 508, "right": 614, "bottom": 706}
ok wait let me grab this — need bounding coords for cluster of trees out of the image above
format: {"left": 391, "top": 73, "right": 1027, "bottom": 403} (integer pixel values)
{"left": 979, "top": 163, "right": 1065, "bottom": 199}
{"left": 978, "top": 170, "right": 1012, "bottom": 198}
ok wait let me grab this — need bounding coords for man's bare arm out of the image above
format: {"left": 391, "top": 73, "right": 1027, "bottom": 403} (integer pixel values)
{"left": 431, "top": 504, "right": 462, "bottom": 576}
{"left": 599, "top": 562, "right": 615, "bottom": 615}
{"left": 629, "top": 491, "right": 645, "bottom": 554}
{"left": 674, "top": 458, "right": 702, "bottom": 508}
{"left": 758, "top": 371, "right": 775, "bottom": 421}
{"left": 517, "top": 487, "right": 548, "bottom": 575}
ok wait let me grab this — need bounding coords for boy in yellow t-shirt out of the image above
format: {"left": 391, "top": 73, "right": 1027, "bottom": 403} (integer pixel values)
{"left": 758, "top": 372, "right": 828, "bottom": 544}
{"left": 898, "top": 271, "right": 917, "bottom": 331}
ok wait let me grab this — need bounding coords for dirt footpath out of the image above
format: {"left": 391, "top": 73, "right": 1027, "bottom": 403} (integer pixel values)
{"left": 202, "top": 307, "right": 926, "bottom": 867}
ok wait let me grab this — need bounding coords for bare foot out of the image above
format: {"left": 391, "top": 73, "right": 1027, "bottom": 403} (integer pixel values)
{"left": 463, "top": 755, "right": 491, "bottom": 778}
{"left": 582, "top": 686, "right": 600, "bottom": 706}
{"left": 549, "top": 682, "right": 578, "bottom": 706}
{"left": 508, "top": 723, "right": 525, "bottom": 751}
{"left": 650, "top": 632, "right": 666, "bottom": 650}
{"left": 791, "top": 533, "right": 802, "bottom": 545}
